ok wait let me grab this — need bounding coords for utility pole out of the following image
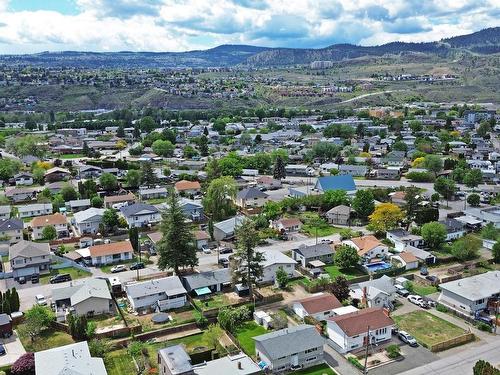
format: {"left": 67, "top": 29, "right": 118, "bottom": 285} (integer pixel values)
{"left": 363, "top": 325, "right": 370, "bottom": 375}
{"left": 136, "top": 231, "right": 142, "bottom": 281}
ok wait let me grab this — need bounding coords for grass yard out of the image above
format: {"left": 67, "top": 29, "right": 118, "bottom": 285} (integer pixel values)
{"left": 234, "top": 321, "right": 267, "bottom": 356}
{"left": 297, "top": 212, "right": 343, "bottom": 238}
{"left": 291, "top": 364, "right": 336, "bottom": 375}
{"left": 99, "top": 256, "right": 152, "bottom": 273}
{"left": 393, "top": 311, "right": 466, "bottom": 348}
{"left": 413, "top": 284, "right": 438, "bottom": 296}
{"left": 40, "top": 266, "right": 91, "bottom": 284}
{"left": 18, "top": 327, "right": 74, "bottom": 352}
{"left": 323, "top": 265, "right": 365, "bottom": 280}
{"left": 59, "top": 153, "right": 85, "bottom": 159}
{"left": 193, "top": 294, "right": 232, "bottom": 311}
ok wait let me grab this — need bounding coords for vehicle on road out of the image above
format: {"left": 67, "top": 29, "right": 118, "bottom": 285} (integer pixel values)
{"left": 398, "top": 330, "right": 418, "bottom": 347}
{"left": 219, "top": 247, "right": 233, "bottom": 254}
{"left": 129, "top": 262, "right": 145, "bottom": 270}
{"left": 35, "top": 294, "right": 47, "bottom": 306}
{"left": 425, "top": 275, "right": 439, "bottom": 284}
{"left": 218, "top": 257, "right": 229, "bottom": 268}
{"left": 18, "top": 276, "right": 26, "bottom": 284}
{"left": 31, "top": 274, "right": 39, "bottom": 284}
{"left": 395, "top": 284, "right": 410, "bottom": 297}
{"left": 49, "top": 274, "right": 72, "bottom": 284}
{"left": 110, "top": 265, "right": 127, "bottom": 273}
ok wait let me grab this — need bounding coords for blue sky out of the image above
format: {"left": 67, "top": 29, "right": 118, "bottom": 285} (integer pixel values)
{"left": 0, "top": 0, "right": 497, "bottom": 53}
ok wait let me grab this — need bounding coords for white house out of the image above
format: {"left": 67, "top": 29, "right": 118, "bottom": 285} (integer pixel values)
{"left": 390, "top": 251, "right": 419, "bottom": 270}
{"left": 73, "top": 208, "right": 106, "bottom": 235}
{"left": 14, "top": 172, "right": 34, "bottom": 186}
{"left": 30, "top": 213, "right": 69, "bottom": 240}
{"left": 120, "top": 203, "right": 161, "bottom": 228}
{"left": 326, "top": 307, "right": 395, "bottom": 353}
{"left": 343, "top": 235, "right": 389, "bottom": 262}
{"left": 386, "top": 229, "right": 424, "bottom": 252}
{"left": 293, "top": 293, "right": 342, "bottom": 320}
{"left": 88, "top": 241, "right": 134, "bottom": 266}
{"left": 439, "top": 218, "right": 466, "bottom": 241}
{"left": 125, "top": 276, "right": 187, "bottom": 312}
{"left": 18, "top": 203, "right": 53, "bottom": 219}
{"left": 258, "top": 249, "right": 296, "bottom": 283}
{"left": 235, "top": 187, "right": 269, "bottom": 208}
{"left": 349, "top": 275, "right": 397, "bottom": 309}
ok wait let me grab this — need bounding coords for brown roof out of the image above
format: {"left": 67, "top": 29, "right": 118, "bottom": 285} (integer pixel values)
{"left": 31, "top": 213, "right": 68, "bottom": 227}
{"left": 391, "top": 191, "right": 406, "bottom": 201}
{"left": 104, "top": 193, "right": 136, "bottom": 203}
{"left": 328, "top": 307, "right": 395, "bottom": 336}
{"left": 350, "top": 235, "right": 383, "bottom": 256}
{"left": 147, "top": 231, "right": 162, "bottom": 244}
{"left": 89, "top": 240, "right": 134, "bottom": 257}
{"left": 276, "top": 218, "right": 302, "bottom": 228}
{"left": 195, "top": 231, "right": 210, "bottom": 241}
{"left": 399, "top": 251, "right": 418, "bottom": 263}
{"left": 297, "top": 293, "right": 341, "bottom": 314}
{"left": 174, "top": 180, "right": 201, "bottom": 191}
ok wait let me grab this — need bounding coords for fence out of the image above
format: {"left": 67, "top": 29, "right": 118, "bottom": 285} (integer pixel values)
{"left": 429, "top": 333, "right": 475, "bottom": 352}
{"left": 95, "top": 324, "right": 142, "bottom": 339}
{"left": 112, "top": 322, "right": 200, "bottom": 347}
{"left": 51, "top": 254, "right": 91, "bottom": 273}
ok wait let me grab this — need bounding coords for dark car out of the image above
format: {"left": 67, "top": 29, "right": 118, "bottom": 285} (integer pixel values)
{"left": 218, "top": 258, "right": 230, "bottom": 268}
{"left": 420, "top": 266, "right": 429, "bottom": 276}
{"left": 0, "top": 343, "right": 5, "bottom": 356}
{"left": 31, "top": 274, "right": 39, "bottom": 284}
{"left": 18, "top": 276, "right": 26, "bottom": 284}
{"left": 476, "top": 315, "right": 493, "bottom": 326}
{"left": 130, "top": 262, "right": 145, "bottom": 270}
{"left": 426, "top": 275, "right": 439, "bottom": 284}
{"left": 49, "top": 273, "right": 72, "bottom": 284}
{"left": 219, "top": 247, "right": 233, "bottom": 254}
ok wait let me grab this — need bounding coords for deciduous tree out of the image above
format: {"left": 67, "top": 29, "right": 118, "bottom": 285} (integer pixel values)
{"left": 368, "top": 203, "right": 404, "bottom": 233}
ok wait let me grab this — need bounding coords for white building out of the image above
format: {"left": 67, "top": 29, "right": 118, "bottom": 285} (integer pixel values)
{"left": 125, "top": 276, "right": 187, "bottom": 312}
{"left": 293, "top": 293, "right": 342, "bottom": 320}
{"left": 258, "top": 249, "right": 296, "bottom": 283}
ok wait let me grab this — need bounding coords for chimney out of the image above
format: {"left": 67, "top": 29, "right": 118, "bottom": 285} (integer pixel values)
{"left": 383, "top": 308, "right": 390, "bottom": 317}
{"left": 362, "top": 287, "right": 367, "bottom": 306}
{"left": 238, "top": 361, "right": 242, "bottom": 370}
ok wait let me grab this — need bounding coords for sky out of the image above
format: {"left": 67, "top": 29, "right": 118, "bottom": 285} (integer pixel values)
{"left": 0, "top": 0, "right": 498, "bottom": 54}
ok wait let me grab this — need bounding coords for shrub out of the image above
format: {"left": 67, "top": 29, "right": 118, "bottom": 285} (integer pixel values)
{"left": 348, "top": 356, "right": 364, "bottom": 370}
{"left": 386, "top": 344, "right": 401, "bottom": 359}
{"left": 477, "top": 322, "right": 492, "bottom": 332}
{"left": 436, "top": 304, "right": 448, "bottom": 313}
{"left": 11, "top": 352, "right": 35, "bottom": 375}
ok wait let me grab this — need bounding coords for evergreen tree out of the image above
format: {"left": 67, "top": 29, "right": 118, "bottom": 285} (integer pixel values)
{"left": 199, "top": 135, "right": 209, "bottom": 156}
{"left": 133, "top": 126, "right": 141, "bottom": 140}
{"left": 116, "top": 124, "right": 125, "bottom": 138}
{"left": 272, "top": 155, "right": 286, "bottom": 180}
{"left": 82, "top": 141, "right": 90, "bottom": 157}
{"left": 129, "top": 227, "right": 139, "bottom": 253}
{"left": 10, "top": 287, "right": 20, "bottom": 312}
{"left": 140, "top": 162, "right": 156, "bottom": 186}
{"left": 203, "top": 126, "right": 209, "bottom": 136}
{"left": 2, "top": 296, "right": 11, "bottom": 315}
{"left": 157, "top": 192, "right": 198, "bottom": 275}
{"left": 352, "top": 189, "right": 375, "bottom": 221}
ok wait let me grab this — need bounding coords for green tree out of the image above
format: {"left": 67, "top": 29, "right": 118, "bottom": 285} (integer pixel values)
{"left": 91, "top": 196, "right": 104, "bottom": 208}
{"left": 467, "top": 193, "right": 481, "bottom": 207}
{"left": 79, "top": 180, "right": 97, "bottom": 199}
{"left": 88, "top": 339, "right": 110, "bottom": 358}
{"left": 403, "top": 186, "right": 421, "bottom": 227}
{"left": 42, "top": 226, "right": 57, "bottom": 241}
{"left": 421, "top": 222, "right": 447, "bottom": 250}
{"left": 473, "top": 359, "right": 500, "bottom": 375}
{"left": 116, "top": 124, "right": 125, "bottom": 138}
{"left": 198, "top": 135, "right": 209, "bottom": 156}
{"left": 152, "top": 139, "right": 175, "bottom": 157}
{"left": 272, "top": 155, "right": 286, "bottom": 180}
{"left": 329, "top": 275, "right": 350, "bottom": 302}
{"left": 275, "top": 267, "right": 289, "bottom": 289}
{"left": 477, "top": 122, "right": 492, "bottom": 138}
{"left": 140, "top": 162, "right": 156, "bottom": 185}
{"left": 0, "top": 159, "right": 23, "bottom": 181}
{"left": 129, "top": 227, "right": 139, "bottom": 253}
{"left": 61, "top": 184, "right": 78, "bottom": 201}
{"left": 102, "top": 209, "right": 119, "bottom": 231}
{"left": 322, "top": 190, "right": 350, "bottom": 210}
{"left": 451, "top": 234, "right": 481, "bottom": 261}
{"left": 392, "top": 141, "right": 408, "bottom": 152}
{"left": 19, "top": 305, "right": 54, "bottom": 342}
{"left": 424, "top": 155, "right": 443, "bottom": 176}
{"left": 481, "top": 223, "right": 499, "bottom": 240}
{"left": 334, "top": 245, "right": 360, "bottom": 269}
{"left": 218, "top": 153, "right": 243, "bottom": 177}
{"left": 492, "top": 242, "right": 500, "bottom": 264}
{"left": 203, "top": 176, "right": 237, "bottom": 221}
{"left": 99, "top": 173, "right": 118, "bottom": 191}
{"left": 157, "top": 192, "right": 198, "bottom": 275}
{"left": 203, "top": 323, "right": 224, "bottom": 352}
{"left": 434, "top": 177, "right": 456, "bottom": 207}
{"left": 9, "top": 287, "right": 20, "bottom": 312}
{"left": 125, "top": 169, "right": 141, "bottom": 188}
{"left": 139, "top": 116, "right": 156, "bottom": 132}
{"left": 206, "top": 158, "right": 222, "bottom": 181}
{"left": 352, "top": 189, "right": 375, "bottom": 220}
{"left": 463, "top": 169, "right": 483, "bottom": 190}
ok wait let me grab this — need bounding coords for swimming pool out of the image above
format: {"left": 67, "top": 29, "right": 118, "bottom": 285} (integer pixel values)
{"left": 364, "top": 262, "right": 392, "bottom": 272}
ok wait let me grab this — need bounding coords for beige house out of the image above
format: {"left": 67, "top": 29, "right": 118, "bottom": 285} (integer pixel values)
{"left": 325, "top": 205, "right": 351, "bottom": 225}
{"left": 30, "top": 213, "right": 69, "bottom": 240}
{"left": 235, "top": 187, "right": 269, "bottom": 208}
{"left": 9, "top": 240, "right": 51, "bottom": 280}
{"left": 174, "top": 180, "right": 202, "bottom": 196}
{"left": 0, "top": 218, "right": 24, "bottom": 244}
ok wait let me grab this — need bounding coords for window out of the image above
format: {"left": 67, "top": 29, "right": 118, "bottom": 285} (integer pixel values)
{"left": 305, "top": 347, "right": 318, "bottom": 353}
{"left": 306, "top": 357, "right": 317, "bottom": 362}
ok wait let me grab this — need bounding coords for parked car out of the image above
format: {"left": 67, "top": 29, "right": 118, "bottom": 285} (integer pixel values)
{"left": 110, "top": 265, "right": 127, "bottom": 273}
{"left": 420, "top": 266, "right": 429, "bottom": 276}
{"left": 395, "top": 284, "right": 410, "bottom": 297}
{"left": 35, "top": 294, "right": 47, "bottom": 306}
{"left": 218, "top": 258, "right": 229, "bottom": 268}
{"left": 425, "top": 275, "right": 439, "bottom": 284}
{"left": 475, "top": 315, "right": 493, "bottom": 326}
{"left": 130, "top": 262, "right": 145, "bottom": 270}
{"left": 0, "top": 343, "right": 5, "bottom": 356}
{"left": 18, "top": 276, "right": 26, "bottom": 284}
{"left": 49, "top": 273, "right": 72, "bottom": 284}
{"left": 31, "top": 274, "right": 39, "bottom": 284}
{"left": 219, "top": 247, "right": 233, "bottom": 254}
{"left": 201, "top": 245, "right": 211, "bottom": 254}
{"left": 398, "top": 330, "right": 418, "bottom": 347}
{"left": 408, "top": 295, "right": 429, "bottom": 309}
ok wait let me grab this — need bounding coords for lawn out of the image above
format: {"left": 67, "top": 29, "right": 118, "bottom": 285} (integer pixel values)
{"left": 297, "top": 212, "right": 343, "bottom": 238}
{"left": 323, "top": 265, "right": 365, "bottom": 280}
{"left": 234, "top": 321, "right": 267, "bottom": 356}
{"left": 40, "top": 266, "right": 91, "bottom": 284}
{"left": 18, "top": 327, "right": 74, "bottom": 352}
{"left": 412, "top": 284, "right": 438, "bottom": 296}
{"left": 59, "top": 153, "right": 85, "bottom": 159}
{"left": 291, "top": 364, "right": 336, "bottom": 375}
{"left": 99, "top": 256, "right": 152, "bottom": 273}
{"left": 192, "top": 294, "right": 231, "bottom": 311}
{"left": 393, "top": 311, "right": 466, "bottom": 348}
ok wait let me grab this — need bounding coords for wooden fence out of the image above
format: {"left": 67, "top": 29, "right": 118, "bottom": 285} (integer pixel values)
{"left": 429, "top": 333, "right": 475, "bottom": 352}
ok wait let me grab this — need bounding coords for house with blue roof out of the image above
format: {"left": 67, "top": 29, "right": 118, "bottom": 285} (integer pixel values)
{"left": 314, "top": 175, "right": 356, "bottom": 195}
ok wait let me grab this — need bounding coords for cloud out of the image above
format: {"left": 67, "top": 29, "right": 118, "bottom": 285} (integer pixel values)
{"left": 77, "top": 0, "right": 162, "bottom": 18}
{"left": 384, "top": 18, "right": 432, "bottom": 34}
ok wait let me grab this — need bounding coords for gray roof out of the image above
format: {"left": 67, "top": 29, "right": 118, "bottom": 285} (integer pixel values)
{"left": 182, "top": 269, "right": 231, "bottom": 291}
{"left": 52, "top": 278, "right": 111, "bottom": 306}
{"left": 293, "top": 243, "right": 334, "bottom": 259}
{"left": 67, "top": 199, "right": 91, "bottom": 208}
{"left": 9, "top": 240, "right": 50, "bottom": 260}
{"left": 439, "top": 271, "right": 500, "bottom": 301}
{"left": 0, "top": 218, "right": 23, "bottom": 231}
{"left": 139, "top": 187, "right": 168, "bottom": 195}
{"left": 0, "top": 206, "right": 11, "bottom": 215}
{"left": 259, "top": 249, "right": 296, "bottom": 268}
{"left": 125, "top": 276, "right": 186, "bottom": 299}
{"left": 405, "top": 245, "right": 435, "bottom": 260}
{"left": 214, "top": 215, "right": 245, "bottom": 235}
{"left": 327, "top": 205, "right": 351, "bottom": 215}
{"left": 193, "top": 352, "right": 260, "bottom": 375}
{"left": 158, "top": 345, "right": 193, "bottom": 375}
{"left": 74, "top": 208, "right": 106, "bottom": 224}
{"left": 120, "top": 203, "right": 159, "bottom": 217}
{"left": 18, "top": 203, "right": 52, "bottom": 213}
{"left": 0, "top": 313, "right": 11, "bottom": 326}
{"left": 254, "top": 325, "right": 324, "bottom": 360}
{"left": 237, "top": 187, "right": 268, "bottom": 200}
{"left": 351, "top": 275, "right": 396, "bottom": 295}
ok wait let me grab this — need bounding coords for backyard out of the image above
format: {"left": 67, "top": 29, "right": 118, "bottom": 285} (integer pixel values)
{"left": 323, "top": 265, "right": 365, "bottom": 280}
{"left": 412, "top": 283, "right": 438, "bottom": 296}
{"left": 394, "top": 311, "right": 467, "bottom": 348}
{"left": 18, "top": 326, "right": 74, "bottom": 352}
{"left": 296, "top": 212, "right": 343, "bottom": 238}
{"left": 40, "top": 266, "right": 91, "bottom": 284}
{"left": 234, "top": 321, "right": 267, "bottom": 356}
{"left": 99, "top": 256, "right": 152, "bottom": 273}
{"left": 291, "top": 364, "right": 336, "bottom": 375}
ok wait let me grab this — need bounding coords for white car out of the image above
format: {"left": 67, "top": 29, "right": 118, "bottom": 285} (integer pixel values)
{"left": 35, "top": 294, "right": 47, "bottom": 306}
{"left": 398, "top": 330, "right": 418, "bottom": 347}
{"left": 110, "top": 265, "right": 127, "bottom": 273}
{"left": 201, "top": 245, "right": 211, "bottom": 254}
{"left": 407, "top": 294, "right": 429, "bottom": 308}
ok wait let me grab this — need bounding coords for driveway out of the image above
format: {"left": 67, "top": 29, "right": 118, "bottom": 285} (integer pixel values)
{"left": 0, "top": 331, "right": 26, "bottom": 367}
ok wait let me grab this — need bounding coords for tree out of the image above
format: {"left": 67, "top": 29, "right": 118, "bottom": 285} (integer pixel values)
{"left": 116, "top": 124, "right": 125, "bottom": 138}
{"left": 91, "top": 196, "right": 104, "bottom": 208}
{"left": 129, "top": 227, "right": 139, "bottom": 253}
{"left": 477, "top": 122, "right": 492, "bottom": 138}
{"left": 88, "top": 339, "right": 110, "bottom": 358}
{"left": 273, "top": 155, "right": 286, "bottom": 181}
{"left": 451, "top": 234, "right": 481, "bottom": 261}
{"left": 403, "top": 186, "right": 421, "bottom": 227}
{"left": 79, "top": 179, "right": 97, "bottom": 199}
{"left": 423, "top": 155, "right": 443, "bottom": 176}
{"left": 203, "top": 323, "right": 224, "bottom": 353}
{"left": 434, "top": 177, "right": 457, "bottom": 207}
{"left": 139, "top": 116, "right": 156, "bottom": 132}
{"left": 392, "top": 141, "right": 408, "bottom": 152}
{"left": 232, "top": 219, "right": 265, "bottom": 297}
{"left": 473, "top": 359, "right": 500, "bottom": 375}
{"left": 329, "top": 275, "right": 350, "bottom": 302}
{"left": 0, "top": 158, "right": 23, "bottom": 181}
{"left": 157, "top": 192, "right": 198, "bottom": 275}
{"left": 421, "top": 222, "right": 447, "bottom": 250}
{"left": 463, "top": 169, "right": 483, "bottom": 190}
{"left": 334, "top": 245, "right": 360, "bottom": 269}
{"left": 99, "top": 173, "right": 118, "bottom": 191}
{"left": 140, "top": 162, "right": 156, "bottom": 185}
{"left": 199, "top": 135, "right": 209, "bottom": 156}
{"left": 125, "top": 169, "right": 141, "bottom": 188}
{"left": 481, "top": 223, "right": 499, "bottom": 240}
{"left": 206, "top": 158, "right": 222, "bottom": 181}
{"left": 368, "top": 203, "right": 404, "bottom": 233}
{"left": 42, "top": 226, "right": 57, "bottom": 241}
{"left": 203, "top": 176, "right": 237, "bottom": 221}
{"left": 67, "top": 314, "right": 90, "bottom": 340}
{"left": 9, "top": 287, "right": 20, "bottom": 312}
{"left": 20, "top": 305, "right": 54, "bottom": 342}
{"left": 467, "top": 193, "right": 481, "bottom": 207}
{"left": 152, "top": 139, "right": 174, "bottom": 157}
{"left": 61, "top": 184, "right": 78, "bottom": 201}
{"left": 102, "top": 209, "right": 119, "bottom": 231}
{"left": 11, "top": 352, "right": 35, "bottom": 375}
{"left": 322, "top": 190, "right": 349, "bottom": 210}
{"left": 275, "top": 267, "right": 289, "bottom": 289}
{"left": 492, "top": 242, "right": 500, "bottom": 264}
{"left": 352, "top": 190, "right": 375, "bottom": 220}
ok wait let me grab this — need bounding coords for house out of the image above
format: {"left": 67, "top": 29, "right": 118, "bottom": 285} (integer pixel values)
{"left": 386, "top": 229, "right": 424, "bottom": 251}
{"left": 79, "top": 165, "right": 103, "bottom": 179}
{"left": 174, "top": 180, "right": 201, "bottom": 195}
{"left": 120, "top": 203, "right": 161, "bottom": 228}
{"left": 5, "top": 187, "right": 39, "bottom": 202}
{"left": 0, "top": 218, "right": 23, "bottom": 244}
{"left": 9, "top": 240, "right": 51, "bottom": 280}
{"left": 338, "top": 165, "right": 367, "bottom": 177}
{"left": 14, "top": 172, "right": 33, "bottom": 186}
{"left": 213, "top": 215, "right": 245, "bottom": 241}
{"left": 181, "top": 268, "right": 231, "bottom": 296}
{"left": 44, "top": 167, "right": 71, "bottom": 182}
{"left": 65, "top": 199, "right": 91, "bottom": 213}
{"left": 293, "top": 293, "right": 342, "bottom": 320}
{"left": 257, "top": 176, "right": 282, "bottom": 190}
{"left": 258, "top": 249, "right": 296, "bottom": 283}
{"left": 125, "top": 276, "right": 187, "bottom": 312}
{"left": 88, "top": 241, "right": 134, "bottom": 266}
{"left": 291, "top": 243, "right": 335, "bottom": 268}
{"left": 51, "top": 278, "right": 113, "bottom": 317}
{"left": 285, "top": 164, "right": 315, "bottom": 176}
{"left": 349, "top": 275, "right": 397, "bottom": 308}
{"left": 325, "top": 205, "right": 351, "bottom": 225}
{"left": 271, "top": 218, "right": 303, "bottom": 234}
{"left": 465, "top": 206, "right": 500, "bottom": 228}
{"left": 35, "top": 341, "right": 107, "bottom": 375}
{"left": 18, "top": 203, "right": 53, "bottom": 218}
{"left": 254, "top": 325, "right": 324, "bottom": 373}
{"left": 139, "top": 187, "right": 168, "bottom": 200}
{"left": 404, "top": 245, "right": 436, "bottom": 264}
{"left": 343, "top": 235, "right": 388, "bottom": 262}
{"left": 437, "top": 271, "right": 500, "bottom": 316}
{"left": 374, "top": 168, "right": 400, "bottom": 180}
{"left": 391, "top": 251, "right": 419, "bottom": 270}
{"left": 104, "top": 193, "right": 136, "bottom": 208}
{"left": 326, "top": 307, "right": 395, "bottom": 353}
{"left": 0, "top": 206, "right": 11, "bottom": 219}
{"left": 439, "top": 218, "right": 466, "bottom": 241}
{"left": 30, "top": 213, "right": 69, "bottom": 240}
{"left": 235, "top": 187, "right": 269, "bottom": 208}
{"left": 0, "top": 313, "right": 13, "bottom": 338}
{"left": 74, "top": 208, "right": 106, "bottom": 234}
{"left": 314, "top": 175, "right": 356, "bottom": 195}
{"left": 158, "top": 198, "right": 204, "bottom": 222}
{"left": 194, "top": 231, "right": 210, "bottom": 250}
{"left": 46, "top": 181, "right": 67, "bottom": 195}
